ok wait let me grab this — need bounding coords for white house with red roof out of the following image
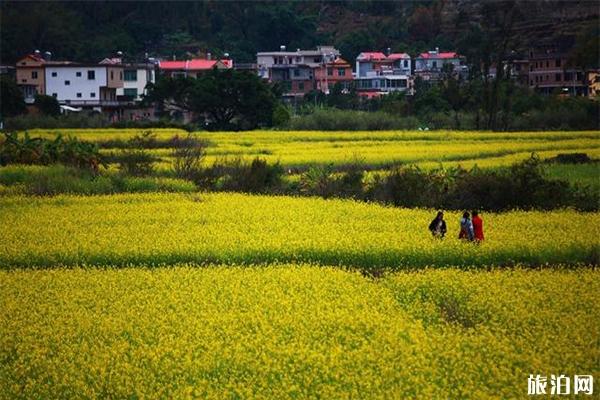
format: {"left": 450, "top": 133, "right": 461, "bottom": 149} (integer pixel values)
{"left": 158, "top": 57, "right": 232, "bottom": 79}
{"left": 354, "top": 50, "right": 413, "bottom": 97}
{"left": 355, "top": 51, "right": 411, "bottom": 78}
{"left": 414, "top": 48, "right": 467, "bottom": 81}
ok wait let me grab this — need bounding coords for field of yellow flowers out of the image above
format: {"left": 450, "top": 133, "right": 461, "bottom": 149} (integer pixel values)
{"left": 1, "top": 192, "right": 598, "bottom": 268}
{"left": 0, "top": 266, "right": 598, "bottom": 399}
{"left": 25, "top": 128, "right": 600, "bottom": 170}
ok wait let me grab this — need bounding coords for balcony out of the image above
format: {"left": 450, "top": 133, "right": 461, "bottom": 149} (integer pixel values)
{"left": 62, "top": 99, "right": 134, "bottom": 107}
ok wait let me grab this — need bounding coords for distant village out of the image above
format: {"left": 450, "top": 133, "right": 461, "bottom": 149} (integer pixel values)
{"left": 5, "top": 44, "right": 600, "bottom": 123}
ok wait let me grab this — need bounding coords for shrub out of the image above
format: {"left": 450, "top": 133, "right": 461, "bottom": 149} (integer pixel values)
{"left": 117, "top": 150, "right": 157, "bottom": 176}
{"left": 195, "top": 157, "right": 284, "bottom": 193}
{"left": 172, "top": 135, "right": 209, "bottom": 179}
{"left": 0, "top": 131, "right": 102, "bottom": 173}
{"left": 34, "top": 95, "right": 60, "bottom": 116}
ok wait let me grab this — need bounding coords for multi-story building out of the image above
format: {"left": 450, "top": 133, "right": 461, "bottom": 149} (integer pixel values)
{"left": 527, "top": 47, "right": 588, "bottom": 96}
{"left": 45, "top": 63, "right": 123, "bottom": 106}
{"left": 15, "top": 53, "right": 47, "bottom": 103}
{"left": 355, "top": 51, "right": 411, "bottom": 78}
{"left": 354, "top": 51, "right": 413, "bottom": 97}
{"left": 414, "top": 48, "right": 467, "bottom": 81}
{"left": 256, "top": 45, "right": 340, "bottom": 98}
{"left": 100, "top": 57, "right": 156, "bottom": 102}
{"left": 314, "top": 58, "right": 353, "bottom": 93}
{"left": 158, "top": 57, "right": 232, "bottom": 78}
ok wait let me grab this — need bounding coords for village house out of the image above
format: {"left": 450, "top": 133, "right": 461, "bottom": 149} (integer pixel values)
{"left": 414, "top": 48, "right": 467, "bottom": 81}
{"left": 256, "top": 45, "right": 340, "bottom": 98}
{"left": 314, "top": 57, "right": 353, "bottom": 94}
{"left": 158, "top": 55, "right": 232, "bottom": 78}
{"left": 527, "top": 46, "right": 588, "bottom": 96}
{"left": 354, "top": 51, "right": 413, "bottom": 98}
{"left": 15, "top": 52, "right": 48, "bottom": 103}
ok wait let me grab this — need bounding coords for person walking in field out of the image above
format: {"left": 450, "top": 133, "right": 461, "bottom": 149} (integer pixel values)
{"left": 458, "top": 212, "right": 474, "bottom": 241}
{"left": 472, "top": 211, "right": 484, "bottom": 242}
{"left": 429, "top": 211, "right": 447, "bottom": 238}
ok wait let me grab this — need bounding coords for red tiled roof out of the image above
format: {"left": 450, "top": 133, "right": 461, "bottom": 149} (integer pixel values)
{"left": 159, "top": 59, "right": 233, "bottom": 71}
{"left": 357, "top": 52, "right": 387, "bottom": 61}
{"left": 418, "top": 52, "right": 458, "bottom": 59}
{"left": 159, "top": 60, "right": 186, "bottom": 70}
{"left": 387, "top": 53, "right": 410, "bottom": 60}
{"left": 186, "top": 59, "right": 219, "bottom": 69}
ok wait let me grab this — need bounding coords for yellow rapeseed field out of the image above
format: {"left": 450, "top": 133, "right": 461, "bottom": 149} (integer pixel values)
{"left": 0, "top": 192, "right": 598, "bottom": 268}
{"left": 0, "top": 266, "right": 597, "bottom": 399}
{"left": 23, "top": 129, "right": 600, "bottom": 169}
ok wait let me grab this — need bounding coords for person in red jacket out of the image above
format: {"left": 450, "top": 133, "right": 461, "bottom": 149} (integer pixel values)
{"left": 472, "top": 211, "right": 484, "bottom": 242}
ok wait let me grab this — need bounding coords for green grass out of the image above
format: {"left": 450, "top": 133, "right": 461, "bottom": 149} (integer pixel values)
{"left": 0, "top": 165, "right": 196, "bottom": 196}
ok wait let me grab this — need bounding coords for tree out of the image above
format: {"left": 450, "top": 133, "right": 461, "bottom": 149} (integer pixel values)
{"left": 145, "top": 69, "right": 279, "bottom": 130}
{"left": 34, "top": 94, "right": 60, "bottom": 116}
{"left": 0, "top": 76, "right": 27, "bottom": 118}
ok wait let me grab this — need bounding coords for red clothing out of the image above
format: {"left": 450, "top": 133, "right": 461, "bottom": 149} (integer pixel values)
{"left": 472, "top": 216, "right": 484, "bottom": 241}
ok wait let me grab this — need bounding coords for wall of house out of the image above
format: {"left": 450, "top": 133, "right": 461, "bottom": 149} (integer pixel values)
{"left": 415, "top": 58, "right": 461, "bottom": 71}
{"left": 45, "top": 66, "right": 107, "bottom": 102}
{"left": 16, "top": 58, "right": 45, "bottom": 96}
{"left": 117, "top": 68, "right": 155, "bottom": 100}
{"left": 106, "top": 66, "right": 124, "bottom": 88}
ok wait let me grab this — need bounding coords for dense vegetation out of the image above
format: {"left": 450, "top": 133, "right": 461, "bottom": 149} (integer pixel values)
{"left": 2, "top": 1, "right": 598, "bottom": 131}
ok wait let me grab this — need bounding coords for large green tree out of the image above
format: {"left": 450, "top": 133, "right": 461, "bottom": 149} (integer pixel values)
{"left": 146, "top": 69, "right": 279, "bottom": 130}
{"left": 0, "top": 76, "right": 27, "bottom": 118}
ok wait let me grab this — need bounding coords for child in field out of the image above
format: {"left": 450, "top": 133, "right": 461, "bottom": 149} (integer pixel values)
{"left": 458, "top": 212, "right": 474, "bottom": 241}
{"left": 472, "top": 211, "right": 484, "bottom": 242}
{"left": 428, "top": 211, "right": 447, "bottom": 238}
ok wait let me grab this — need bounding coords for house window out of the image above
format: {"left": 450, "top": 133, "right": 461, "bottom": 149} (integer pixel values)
{"left": 327, "top": 68, "right": 333, "bottom": 76}
{"left": 124, "top": 88, "right": 138, "bottom": 97}
{"left": 31, "top": 71, "right": 38, "bottom": 79}
{"left": 556, "top": 59, "right": 561, "bottom": 67}
{"left": 52, "top": 93, "right": 57, "bottom": 97}
{"left": 530, "top": 80, "right": 533, "bottom": 85}
{"left": 564, "top": 72, "right": 572, "bottom": 80}
{"left": 124, "top": 70, "right": 137, "bottom": 81}
{"left": 403, "top": 60, "right": 408, "bottom": 68}
{"left": 21, "top": 79, "right": 26, "bottom": 83}
{"left": 295, "top": 57, "right": 301, "bottom": 63}
{"left": 88, "top": 70, "right": 95, "bottom": 80}
{"left": 76, "top": 72, "right": 82, "bottom": 77}
{"left": 76, "top": 93, "right": 82, "bottom": 98}
{"left": 120, "top": 71, "right": 123, "bottom": 80}
{"left": 432, "top": 61, "right": 437, "bottom": 68}
{"left": 555, "top": 73, "right": 561, "bottom": 81}
{"left": 293, "top": 69, "right": 300, "bottom": 77}
{"left": 90, "top": 92, "right": 96, "bottom": 98}
{"left": 111, "top": 71, "right": 114, "bottom": 80}
{"left": 338, "top": 68, "right": 345, "bottom": 76}
{"left": 65, "top": 80, "right": 70, "bottom": 85}
{"left": 52, "top": 72, "right": 57, "bottom": 77}
{"left": 298, "top": 82, "right": 304, "bottom": 90}
{"left": 546, "top": 61, "right": 549, "bottom": 67}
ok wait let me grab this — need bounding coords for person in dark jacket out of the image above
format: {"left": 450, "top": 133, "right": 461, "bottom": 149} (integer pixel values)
{"left": 459, "top": 211, "right": 474, "bottom": 241}
{"left": 429, "top": 211, "right": 447, "bottom": 238}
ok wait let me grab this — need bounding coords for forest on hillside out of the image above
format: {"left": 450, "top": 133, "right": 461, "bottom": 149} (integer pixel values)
{"left": 1, "top": 1, "right": 598, "bottom": 65}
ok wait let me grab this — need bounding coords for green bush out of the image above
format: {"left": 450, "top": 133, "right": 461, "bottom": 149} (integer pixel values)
{"left": 0, "top": 131, "right": 102, "bottom": 173}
